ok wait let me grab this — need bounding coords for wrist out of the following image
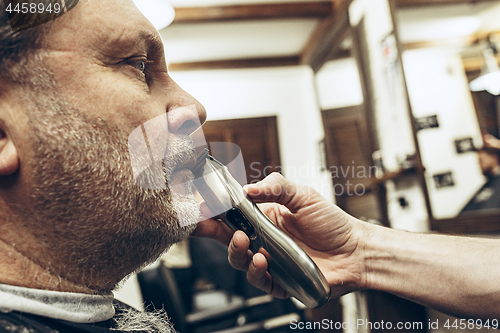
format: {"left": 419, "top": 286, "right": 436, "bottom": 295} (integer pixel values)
{"left": 357, "top": 220, "right": 395, "bottom": 292}
{"left": 357, "top": 219, "right": 376, "bottom": 291}
{"left": 339, "top": 216, "right": 378, "bottom": 292}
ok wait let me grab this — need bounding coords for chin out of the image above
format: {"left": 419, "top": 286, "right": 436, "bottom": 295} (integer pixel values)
{"left": 167, "top": 170, "right": 200, "bottom": 229}
{"left": 170, "top": 191, "right": 201, "bottom": 230}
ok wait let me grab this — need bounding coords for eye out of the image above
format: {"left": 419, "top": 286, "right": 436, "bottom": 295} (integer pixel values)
{"left": 132, "top": 59, "right": 147, "bottom": 73}
{"left": 120, "top": 57, "right": 155, "bottom": 84}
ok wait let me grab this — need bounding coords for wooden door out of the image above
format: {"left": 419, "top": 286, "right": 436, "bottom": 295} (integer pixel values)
{"left": 322, "top": 106, "right": 385, "bottom": 222}
{"left": 201, "top": 116, "right": 282, "bottom": 185}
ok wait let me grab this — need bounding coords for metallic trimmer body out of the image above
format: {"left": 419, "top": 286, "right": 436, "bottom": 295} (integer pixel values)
{"left": 192, "top": 149, "right": 331, "bottom": 308}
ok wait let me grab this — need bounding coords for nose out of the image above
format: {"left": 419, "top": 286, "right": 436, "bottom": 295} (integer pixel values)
{"left": 167, "top": 82, "right": 207, "bottom": 136}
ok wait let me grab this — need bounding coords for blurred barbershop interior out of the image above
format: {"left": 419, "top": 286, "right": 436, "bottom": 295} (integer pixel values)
{"left": 119, "top": 0, "right": 500, "bottom": 332}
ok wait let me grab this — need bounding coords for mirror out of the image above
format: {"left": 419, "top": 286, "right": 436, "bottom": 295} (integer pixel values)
{"left": 393, "top": 1, "right": 500, "bottom": 230}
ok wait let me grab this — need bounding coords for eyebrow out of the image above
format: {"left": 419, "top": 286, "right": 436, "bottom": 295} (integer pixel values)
{"left": 141, "top": 31, "right": 164, "bottom": 57}
{"left": 96, "top": 28, "right": 165, "bottom": 63}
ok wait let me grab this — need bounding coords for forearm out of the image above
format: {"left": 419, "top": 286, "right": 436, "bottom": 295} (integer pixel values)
{"left": 362, "top": 222, "right": 500, "bottom": 319}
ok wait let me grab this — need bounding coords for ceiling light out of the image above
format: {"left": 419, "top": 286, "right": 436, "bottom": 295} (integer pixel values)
{"left": 470, "top": 37, "right": 500, "bottom": 96}
{"left": 132, "top": 0, "right": 176, "bottom": 31}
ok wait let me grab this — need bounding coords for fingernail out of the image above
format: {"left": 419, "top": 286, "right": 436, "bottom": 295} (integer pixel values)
{"left": 232, "top": 238, "right": 238, "bottom": 249}
{"left": 243, "top": 184, "right": 254, "bottom": 193}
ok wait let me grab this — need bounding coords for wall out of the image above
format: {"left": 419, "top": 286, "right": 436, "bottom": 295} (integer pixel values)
{"left": 315, "top": 58, "right": 363, "bottom": 110}
{"left": 478, "top": 2, "right": 500, "bottom": 32}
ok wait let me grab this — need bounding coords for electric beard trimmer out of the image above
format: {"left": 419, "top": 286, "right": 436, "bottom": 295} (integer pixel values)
{"left": 192, "top": 149, "right": 331, "bottom": 308}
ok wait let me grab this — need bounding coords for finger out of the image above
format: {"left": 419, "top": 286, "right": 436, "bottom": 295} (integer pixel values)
{"left": 484, "top": 134, "right": 500, "bottom": 149}
{"left": 228, "top": 231, "right": 252, "bottom": 271}
{"left": 246, "top": 253, "right": 271, "bottom": 291}
{"left": 191, "top": 219, "right": 233, "bottom": 246}
{"left": 246, "top": 253, "right": 288, "bottom": 299}
{"left": 243, "top": 173, "right": 315, "bottom": 213}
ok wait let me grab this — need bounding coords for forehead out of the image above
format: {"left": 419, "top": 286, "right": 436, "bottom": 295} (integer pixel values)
{"left": 44, "top": 0, "right": 161, "bottom": 58}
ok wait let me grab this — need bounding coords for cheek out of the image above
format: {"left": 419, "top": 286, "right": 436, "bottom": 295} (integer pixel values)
{"left": 50, "top": 59, "right": 166, "bottom": 134}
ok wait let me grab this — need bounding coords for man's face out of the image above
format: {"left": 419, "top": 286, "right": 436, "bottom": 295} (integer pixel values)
{"left": 43, "top": 0, "right": 205, "bottom": 140}
{"left": 8, "top": 0, "right": 207, "bottom": 291}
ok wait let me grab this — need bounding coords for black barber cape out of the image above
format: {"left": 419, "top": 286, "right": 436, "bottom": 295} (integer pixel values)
{"left": 0, "top": 300, "right": 134, "bottom": 333}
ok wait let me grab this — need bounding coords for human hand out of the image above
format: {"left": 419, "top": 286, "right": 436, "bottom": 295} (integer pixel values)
{"left": 226, "top": 173, "right": 368, "bottom": 300}
{"left": 483, "top": 134, "right": 500, "bottom": 150}
{"left": 190, "top": 202, "right": 235, "bottom": 246}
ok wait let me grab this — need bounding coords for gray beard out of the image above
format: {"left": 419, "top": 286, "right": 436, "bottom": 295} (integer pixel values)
{"left": 16, "top": 68, "right": 200, "bottom": 292}
{"left": 113, "top": 307, "right": 175, "bottom": 333}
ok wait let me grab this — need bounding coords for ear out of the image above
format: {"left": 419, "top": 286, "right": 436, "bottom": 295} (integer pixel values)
{"left": 0, "top": 128, "right": 19, "bottom": 175}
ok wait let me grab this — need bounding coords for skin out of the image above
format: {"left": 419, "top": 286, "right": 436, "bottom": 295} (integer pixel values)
{"left": 484, "top": 134, "right": 500, "bottom": 150}
{"left": 479, "top": 134, "right": 500, "bottom": 177}
{"left": 0, "top": 0, "right": 206, "bottom": 293}
{"left": 478, "top": 150, "right": 500, "bottom": 177}
{"left": 196, "top": 173, "right": 500, "bottom": 320}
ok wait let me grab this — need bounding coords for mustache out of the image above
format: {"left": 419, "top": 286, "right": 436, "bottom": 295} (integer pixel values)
{"left": 163, "top": 135, "right": 197, "bottom": 177}
{"left": 134, "top": 135, "right": 197, "bottom": 190}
